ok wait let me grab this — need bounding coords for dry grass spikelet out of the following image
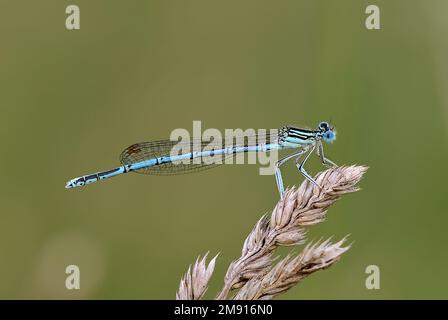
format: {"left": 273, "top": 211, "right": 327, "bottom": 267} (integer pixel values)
{"left": 176, "top": 253, "right": 219, "bottom": 300}
{"left": 175, "top": 165, "right": 368, "bottom": 300}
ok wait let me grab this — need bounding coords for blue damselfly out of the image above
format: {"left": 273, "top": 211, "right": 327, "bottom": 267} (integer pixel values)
{"left": 65, "top": 122, "right": 337, "bottom": 196}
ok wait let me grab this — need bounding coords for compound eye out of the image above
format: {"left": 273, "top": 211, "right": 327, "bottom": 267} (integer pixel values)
{"left": 319, "top": 122, "right": 329, "bottom": 131}
{"left": 323, "top": 130, "right": 336, "bottom": 142}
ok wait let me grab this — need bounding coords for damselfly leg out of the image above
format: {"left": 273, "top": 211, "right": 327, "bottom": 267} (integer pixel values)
{"left": 275, "top": 149, "right": 307, "bottom": 197}
{"left": 317, "top": 141, "right": 337, "bottom": 167}
{"left": 296, "top": 145, "right": 320, "bottom": 189}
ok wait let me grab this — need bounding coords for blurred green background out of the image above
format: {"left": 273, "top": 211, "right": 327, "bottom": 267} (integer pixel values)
{"left": 0, "top": 0, "right": 446, "bottom": 299}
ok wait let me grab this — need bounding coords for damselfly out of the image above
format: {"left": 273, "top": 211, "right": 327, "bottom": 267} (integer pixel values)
{"left": 65, "top": 122, "right": 337, "bottom": 196}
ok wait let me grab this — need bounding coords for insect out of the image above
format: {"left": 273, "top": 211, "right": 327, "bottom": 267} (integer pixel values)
{"left": 65, "top": 122, "right": 337, "bottom": 197}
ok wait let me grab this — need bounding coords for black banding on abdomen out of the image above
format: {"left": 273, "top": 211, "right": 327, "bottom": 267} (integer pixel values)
{"left": 98, "top": 167, "right": 122, "bottom": 178}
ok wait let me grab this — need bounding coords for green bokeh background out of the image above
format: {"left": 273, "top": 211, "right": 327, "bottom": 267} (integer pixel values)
{"left": 0, "top": 0, "right": 446, "bottom": 299}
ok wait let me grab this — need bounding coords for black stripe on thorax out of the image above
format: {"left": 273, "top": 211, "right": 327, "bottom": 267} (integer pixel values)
{"left": 287, "top": 127, "right": 317, "bottom": 140}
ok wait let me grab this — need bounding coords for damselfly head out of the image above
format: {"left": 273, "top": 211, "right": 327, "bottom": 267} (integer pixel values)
{"left": 318, "top": 121, "right": 336, "bottom": 143}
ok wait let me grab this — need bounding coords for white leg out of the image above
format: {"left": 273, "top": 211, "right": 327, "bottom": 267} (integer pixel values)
{"left": 317, "top": 142, "right": 337, "bottom": 167}
{"left": 274, "top": 149, "right": 307, "bottom": 197}
{"left": 296, "top": 145, "right": 320, "bottom": 188}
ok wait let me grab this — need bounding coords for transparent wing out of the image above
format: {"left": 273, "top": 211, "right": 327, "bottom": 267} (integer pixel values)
{"left": 119, "top": 131, "right": 279, "bottom": 175}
